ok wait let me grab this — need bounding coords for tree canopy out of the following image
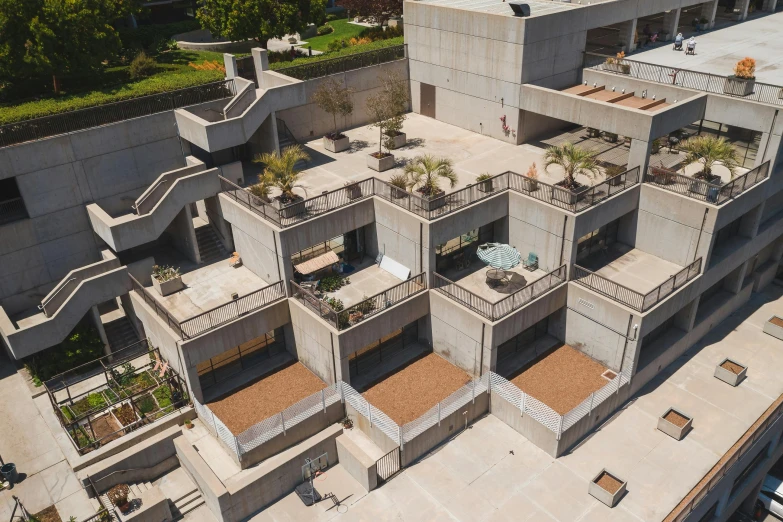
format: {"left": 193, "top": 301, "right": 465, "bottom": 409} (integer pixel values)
{"left": 341, "top": 0, "right": 402, "bottom": 26}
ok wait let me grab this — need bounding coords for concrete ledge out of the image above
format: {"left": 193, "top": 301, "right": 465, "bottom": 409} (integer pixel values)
{"left": 124, "top": 486, "right": 172, "bottom": 522}
{"left": 336, "top": 434, "right": 377, "bottom": 492}
{"left": 175, "top": 435, "right": 231, "bottom": 522}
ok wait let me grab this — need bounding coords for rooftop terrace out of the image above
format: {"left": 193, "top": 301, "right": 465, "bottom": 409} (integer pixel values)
{"left": 411, "top": 0, "right": 576, "bottom": 17}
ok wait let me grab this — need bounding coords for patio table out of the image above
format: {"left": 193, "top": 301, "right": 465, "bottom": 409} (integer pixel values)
{"left": 486, "top": 269, "right": 507, "bottom": 287}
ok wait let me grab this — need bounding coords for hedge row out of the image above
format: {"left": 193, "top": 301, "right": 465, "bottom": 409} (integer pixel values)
{"left": 270, "top": 37, "right": 404, "bottom": 70}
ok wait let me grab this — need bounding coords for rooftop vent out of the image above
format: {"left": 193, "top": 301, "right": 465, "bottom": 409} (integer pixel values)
{"left": 509, "top": 2, "right": 530, "bottom": 16}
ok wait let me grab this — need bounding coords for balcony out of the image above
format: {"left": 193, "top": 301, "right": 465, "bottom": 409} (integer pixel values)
{"left": 573, "top": 244, "right": 702, "bottom": 312}
{"left": 643, "top": 161, "right": 769, "bottom": 205}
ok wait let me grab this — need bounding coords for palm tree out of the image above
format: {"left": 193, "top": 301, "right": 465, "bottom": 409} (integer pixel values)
{"left": 403, "top": 155, "right": 458, "bottom": 197}
{"left": 252, "top": 145, "right": 310, "bottom": 203}
{"left": 680, "top": 135, "right": 739, "bottom": 180}
{"left": 543, "top": 143, "right": 600, "bottom": 190}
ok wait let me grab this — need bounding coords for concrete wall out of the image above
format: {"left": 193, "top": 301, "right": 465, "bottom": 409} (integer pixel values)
{"left": 336, "top": 434, "right": 378, "bottom": 492}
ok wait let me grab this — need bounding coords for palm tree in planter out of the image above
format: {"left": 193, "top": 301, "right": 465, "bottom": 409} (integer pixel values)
{"left": 366, "top": 71, "right": 410, "bottom": 172}
{"left": 311, "top": 78, "right": 355, "bottom": 153}
{"left": 404, "top": 155, "right": 457, "bottom": 211}
{"left": 253, "top": 145, "right": 310, "bottom": 218}
{"left": 544, "top": 143, "right": 600, "bottom": 203}
{"left": 680, "top": 135, "right": 739, "bottom": 184}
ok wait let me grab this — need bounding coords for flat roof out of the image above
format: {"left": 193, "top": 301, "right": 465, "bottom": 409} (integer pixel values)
{"left": 412, "top": 0, "right": 577, "bottom": 17}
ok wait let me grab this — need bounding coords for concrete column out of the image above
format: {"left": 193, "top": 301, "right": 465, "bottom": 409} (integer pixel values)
{"left": 618, "top": 19, "right": 638, "bottom": 53}
{"left": 223, "top": 53, "right": 238, "bottom": 80}
{"left": 662, "top": 9, "right": 681, "bottom": 41}
{"left": 740, "top": 478, "right": 765, "bottom": 513}
{"left": 204, "top": 196, "right": 234, "bottom": 252}
{"left": 768, "top": 429, "right": 782, "bottom": 454}
{"left": 251, "top": 48, "right": 270, "bottom": 88}
{"left": 700, "top": 0, "right": 720, "bottom": 28}
{"left": 674, "top": 299, "right": 699, "bottom": 331}
{"left": 724, "top": 263, "right": 747, "bottom": 294}
{"left": 714, "top": 486, "right": 732, "bottom": 517}
{"left": 773, "top": 238, "right": 783, "bottom": 261}
{"left": 739, "top": 203, "right": 764, "bottom": 239}
{"left": 628, "top": 139, "right": 653, "bottom": 173}
{"left": 736, "top": 0, "right": 751, "bottom": 20}
{"left": 762, "top": 0, "right": 778, "bottom": 12}
{"left": 167, "top": 205, "right": 201, "bottom": 264}
{"left": 89, "top": 305, "right": 112, "bottom": 356}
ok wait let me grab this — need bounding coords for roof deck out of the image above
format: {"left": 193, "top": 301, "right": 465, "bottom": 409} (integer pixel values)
{"left": 561, "top": 84, "right": 671, "bottom": 112}
{"left": 410, "top": 0, "right": 576, "bottom": 17}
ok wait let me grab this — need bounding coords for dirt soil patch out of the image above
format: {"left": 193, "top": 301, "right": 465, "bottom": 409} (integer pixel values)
{"left": 596, "top": 471, "right": 624, "bottom": 494}
{"left": 663, "top": 410, "right": 690, "bottom": 428}
{"left": 510, "top": 344, "right": 608, "bottom": 415}
{"left": 721, "top": 360, "right": 745, "bottom": 375}
{"left": 91, "top": 413, "right": 123, "bottom": 444}
{"left": 208, "top": 362, "right": 326, "bottom": 435}
{"left": 770, "top": 316, "right": 783, "bottom": 328}
{"left": 362, "top": 353, "right": 470, "bottom": 425}
{"left": 33, "top": 506, "right": 62, "bottom": 522}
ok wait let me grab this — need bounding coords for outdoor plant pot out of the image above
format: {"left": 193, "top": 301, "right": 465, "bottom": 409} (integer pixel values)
{"left": 605, "top": 63, "right": 631, "bottom": 74}
{"left": 367, "top": 153, "right": 395, "bottom": 172}
{"left": 763, "top": 315, "right": 783, "bottom": 340}
{"left": 324, "top": 135, "right": 350, "bottom": 153}
{"left": 387, "top": 132, "right": 407, "bottom": 150}
{"left": 477, "top": 179, "right": 494, "bottom": 193}
{"left": 714, "top": 358, "right": 747, "bottom": 386}
{"left": 391, "top": 186, "right": 409, "bottom": 200}
{"left": 723, "top": 76, "right": 755, "bottom": 97}
{"left": 652, "top": 169, "right": 675, "bottom": 185}
{"left": 152, "top": 275, "right": 184, "bottom": 297}
{"left": 275, "top": 197, "right": 306, "bottom": 219}
{"left": 416, "top": 190, "right": 447, "bottom": 212}
{"left": 345, "top": 183, "right": 363, "bottom": 200}
{"left": 523, "top": 177, "right": 539, "bottom": 192}
{"left": 608, "top": 175, "right": 623, "bottom": 186}
{"left": 589, "top": 470, "right": 627, "bottom": 508}
{"left": 657, "top": 408, "right": 693, "bottom": 440}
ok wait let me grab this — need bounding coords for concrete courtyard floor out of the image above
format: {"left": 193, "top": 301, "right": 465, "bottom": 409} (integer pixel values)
{"left": 631, "top": 11, "right": 783, "bottom": 85}
{"left": 578, "top": 244, "right": 685, "bottom": 295}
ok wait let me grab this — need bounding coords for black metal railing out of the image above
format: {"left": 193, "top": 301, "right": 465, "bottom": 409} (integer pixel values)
{"left": 572, "top": 258, "right": 702, "bottom": 312}
{"left": 291, "top": 273, "right": 426, "bottom": 330}
{"left": 276, "top": 117, "right": 298, "bottom": 146}
{"left": 0, "top": 197, "right": 28, "bottom": 225}
{"left": 377, "top": 446, "right": 402, "bottom": 485}
{"left": 130, "top": 275, "right": 185, "bottom": 338}
{"left": 644, "top": 161, "right": 770, "bottom": 205}
{"left": 275, "top": 45, "right": 405, "bottom": 81}
{"left": 0, "top": 79, "right": 236, "bottom": 148}
{"left": 433, "top": 265, "right": 567, "bottom": 321}
{"left": 236, "top": 55, "right": 258, "bottom": 86}
{"left": 585, "top": 52, "right": 783, "bottom": 106}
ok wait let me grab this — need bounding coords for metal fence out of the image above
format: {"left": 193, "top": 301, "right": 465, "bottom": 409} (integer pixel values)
{"left": 275, "top": 45, "right": 406, "bottom": 81}
{"left": 433, "top": 265, "right": 567, "bottom": 321}
{"left": 291, "top": 273, "right": 427, "bottom": 330}
{"left": 584, "top": 52, "right": 783, "bottom": 106}
{"left": 0, "top": 80, "right": 236, "bottom": 148}
{"left": 0, "top": 197, "right": 28, "bottom": 225}
{"left": 376, "top": 446, "right": 401, "bottom": 484}
{"left": 644, "top": 162, "right": 770, "bottom": 205}
{"left": 572, "top": 257, "right": 702, "bottom": 312}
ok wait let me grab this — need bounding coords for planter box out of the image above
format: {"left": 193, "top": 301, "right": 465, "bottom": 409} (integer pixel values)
{"left": 604, "top": 63, "right": 631, "bottom": 74}
{"left": 274, "top": 197, "right": 306, "bottom": 219}
{"left": 387, "top": 132, "right": 407, "bottom": 150}
{"left": 522, "top": 178, "right": 539, "bottom": 192}
{"left": 345, "top": 183, "right": 363, "bottom": 200}
{"left": 390, "top": 186, "right": 409, "bottom": 200}
{"left": 152, "top": 275, "right": 184, "bottom": 296}
{"left": 367, "top": 153, "right": 395, "bottom": 172}
{"left": 477, "top": 180, "right": 494, "bottom": 193}
{"left": 608, "top": 175, "right": 623, "bottom": 186}
{"left": 416, "top": 190, "right": 447, "bottom": 212}
{"left": 324, "top": 135, "right": 350, "bottom": 153}
{"left": 589, "top": 470, "right": 626, "bottom": 508}
{"left": 714, "top": 358, "right": 747, "bottom": 386}
{"left": 763, "top": 316, "right": 783, "bottom": 340}
{"left": 723, "top": 77, "right": 755, "bottom": 97}
{"left": 657, "top": 408, "right": 692, "bottom": 440}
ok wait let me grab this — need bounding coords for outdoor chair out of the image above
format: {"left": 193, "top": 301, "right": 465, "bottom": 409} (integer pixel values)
{"left": 523, "top": 252, "right": 539, "bottom": 271}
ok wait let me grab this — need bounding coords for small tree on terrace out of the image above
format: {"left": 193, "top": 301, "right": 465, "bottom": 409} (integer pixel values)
{"left": 253, "top": 144, "right": 310, "bottom": 203}
{"left": 404, "top": 155, "right": 457, "bottom": 198}
{"left": 311, "top": 78, "right": 355, "bottom": 139}
{"left": 680, "top": 135, "right": 739, "bottom": 179}
{"left": 544, "top": 143, "right": 600, "bottom": 190}
{"left": 366, "top": 70, "right": 409, "bottom": 156}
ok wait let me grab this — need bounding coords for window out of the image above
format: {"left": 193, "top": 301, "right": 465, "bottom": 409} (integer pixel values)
{"left": 714, "top": 216, "right": 743, "bottom": 250}
{"left": 577, "top": 219, "right": 620, "bottom": 261}
{"left": 197, "top": 330, "right": 285, "bottom": 390}
{"left": 731, "top": 442, "right": 770, "bottom": 498}
{"left": 349, "top": 321, "right": 419, "bottom": 379}
{"left": 697, "top": 501, "right": 718, "bottom": 522}
{"left": 435, "top": 223, "right": 494, "bottom": 272}
{"left": 0, "top": 178, "right": 28, "bottom": 226}
{"left": 497, "top": 317, "right": 550, "bottom": 364}
{"left": 641, "top": 316, "right": 676, "bottom": 349}
{"left": 701, "top": 278, "right": 726, "bottom": 304}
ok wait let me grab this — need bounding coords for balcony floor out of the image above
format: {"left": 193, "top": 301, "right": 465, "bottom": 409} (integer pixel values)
{"left": 579, "top": 244, "right": 684, "bottom": 295}
{"left": 441, "top": 263, "right": 549, "bottom": 304}
{"left": 322, "top": 258, "right": 407, "bottom": 309}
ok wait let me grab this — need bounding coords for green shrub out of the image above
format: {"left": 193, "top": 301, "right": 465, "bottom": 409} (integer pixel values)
{"left": 136, "top": 393, "right": 159, "bottom": 415}
{"left": 153, "top": 385, "right": 173, "bottom": 409}
{"left": 325, "top": 297, "right": 344, "bottom": 311}
{"left": 317, "top": 275, "right": 345, "bottom": 292}
{"left": 271, "top": 37, "right": 403, "bottom": 71}
{"left": 317, "top": 24, "right": 334, "bottom": 36}
{"left": 23, "top": 324, "right": 104, "bottom": 383}
{"left": 327, "top": 38, "right": 350, "bottom": 52}
{"left": 359, "top": 25, "right": 404, "bottom": 41}
{"left": 129, "top": 52, "right": 157, "bottom": 79}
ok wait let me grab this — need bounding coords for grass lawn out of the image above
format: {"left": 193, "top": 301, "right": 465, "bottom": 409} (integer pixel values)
{"left": 270, "top": 37, "right": 404, "bottom": 70}
{"left": 303, "top": 19, "right": 366, "bottom": 52}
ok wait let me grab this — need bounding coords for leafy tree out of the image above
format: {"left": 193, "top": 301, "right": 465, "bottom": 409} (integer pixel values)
{"left": 366, "top": 70, "right": 409, "bottom": 155}
{"left": 342, "top": 0, "right": 402, "bottom": 26}
{"left": 0, "top": 0, "right": 40, "bottom": 82}
{"left": 197, "top": 0, "right": 326, "bottom": 49}
{"left": 253, "top": 144, "right": 310, "bottom": 203}
{"left": 311, "top": 77, "right": 354, "bottom": 138}
{"left": 680, "top": 135, "right": 739, "bottom": 179}
{"left": 543, "top": 143, "right": 600, "bottom": 190}
{"left": 404, "top": 155, "right": 457, "bottom": 197}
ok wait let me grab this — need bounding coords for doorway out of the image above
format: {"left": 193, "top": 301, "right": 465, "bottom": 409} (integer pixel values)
{"left": 421, "top": 83, "right": 436, "bottom": 118}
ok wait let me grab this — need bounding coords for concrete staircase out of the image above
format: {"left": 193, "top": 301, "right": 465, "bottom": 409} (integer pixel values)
{"left": 196, "top": 225, "right": 228, "bottom": 264}
{"left": 170, "top": 487, "right": 205, "bottom": 518}
{"left": 104, "top": 316, "right": 140, "bottom": 352}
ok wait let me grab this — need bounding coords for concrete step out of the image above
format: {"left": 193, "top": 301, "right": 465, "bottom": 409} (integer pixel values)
{"left": 172, "top": 489, "right": 204, "bottom": 517}
{"left": 129, "top": 483, "right": 143, "bottom": 498}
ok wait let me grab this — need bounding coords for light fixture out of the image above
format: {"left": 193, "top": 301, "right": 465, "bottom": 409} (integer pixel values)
{"left": 652, "top": 94, "right": 656, "bottom": 100}
{"left": 593, "top": 82, "right": 597, "bottom": 87}
{"left": 612, "top": 86, "right": 616, "bottom": 92}
{"left": 622, "top": 88, "right": 625, "bottom": 94}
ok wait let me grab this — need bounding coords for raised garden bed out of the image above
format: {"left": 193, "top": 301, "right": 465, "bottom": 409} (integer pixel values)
{"left": 589, "top": 469, "right": 626, "bottom": 507}
{"left": 714, "top": 358, "right": 747, "bottom": 387}
{"left": 33, "top": 505, "right": 62, "bottom": 522}
{"left": 763, "top": 316, "right": 783, "bottom": 340}
{"left": 111, "top": 403, "right": 141, "bottom": 433}
{"left": 91, "top": 413, "right": 123, "bottom": 446}
{"left": 135, "top": 393, "right": 161, "bottom": 417}
{"left": 657, "top": 408, "right": 692, "bottom": 440}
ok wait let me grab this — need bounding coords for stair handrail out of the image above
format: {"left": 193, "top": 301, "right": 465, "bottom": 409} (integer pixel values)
{"left": 132, "top": 179, "right": 168, "bottom": 214}
{"left": 38, "top": 278, "right": 77, "bottom": 317}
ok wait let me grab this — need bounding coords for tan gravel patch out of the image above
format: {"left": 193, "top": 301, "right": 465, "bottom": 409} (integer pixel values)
{"left": 510, "top": 344, "right": 608, "bottom": 415}
{"left": 596, "top": 471, "right": 624, "bottom": 494}
{"left": 362, "top": 353, "right": 471, "bottom": 425}
{"left": 208, "top": 362, "right": 326, "bottom": 435}
{"left": 663, "top": 410, "right": 690, "bottom": 428}
{"left": 721, "top": 359, "right": 745, "bottom": 375}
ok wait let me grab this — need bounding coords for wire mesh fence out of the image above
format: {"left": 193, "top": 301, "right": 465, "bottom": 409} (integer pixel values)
{"left": 275, "top": 45, "right": 406, "bottom": 81}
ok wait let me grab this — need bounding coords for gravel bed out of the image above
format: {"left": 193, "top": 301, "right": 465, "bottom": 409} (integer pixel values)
{"left": 596, "top": 471, "right": 624, "bottom": 493}
{"left": 510, "top": 344, "right": 608, "bottom": 415}
{"left": 664, "top": 410, "right": 690, "bottom": 428}
{"left": 721, "top": 360, "right": 745, "bottom": 374}
{"left": 362, "top": 353, "right": 471, "bottom": 425}
{"left": 208, "top": 362, "right": 326, "bottom": 435}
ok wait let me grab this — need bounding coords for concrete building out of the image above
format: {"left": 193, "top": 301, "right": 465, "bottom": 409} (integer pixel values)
{"left": 2, "top": 3, "right": 783, "bottom": 521}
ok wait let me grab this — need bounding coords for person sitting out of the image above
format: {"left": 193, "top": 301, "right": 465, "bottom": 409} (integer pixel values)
{"left": 674, "top": 32, "right": 684, "bottom": 50}
{"left": 686, "top": 37, "right": 697, "bottom": 54}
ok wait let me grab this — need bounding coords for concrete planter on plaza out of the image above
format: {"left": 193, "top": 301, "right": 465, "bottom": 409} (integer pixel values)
{"left": 416, "top": 190, "right": 447, "bottom": 212}
{"left": 386, "top": 132, "right": 407, "bottom": 150}
{"left": 763, "top": 316, "right": 783, "bottom": 340}
{"left": 274, "top": 197, "right": 306, "bottom": 219}
{"left": 604, "top": 62, "right": 631, "bottom": 74}
{"left": 589, "top": 469, "right": 626, "bottom": 507}
{"left": 523, "top": 178, "right": 539, "bottom": 192}
{"left": 367, "top": 153, "right": 395, "bottom": 172}
{"left": 714, "top": 358, "right": 747, "bottom": 387}
{"left": 345, "top": 182, "right": 363, "bottom": 200}
{"left": 657, "top": 408, "right": 693, "bottom": 441}
{"left": 152, "top": 275, "right": 184, "bottom": 296}
{"left": 723, "top": 76, "right": 755, "bottom": 97}
{"left": 324, "top": 135, "right": 350, "bottom": 153}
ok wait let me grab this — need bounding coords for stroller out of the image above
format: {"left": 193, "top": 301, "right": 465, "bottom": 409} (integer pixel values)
{"left": 686, "top": 39, "right": 696, "bottom": 55}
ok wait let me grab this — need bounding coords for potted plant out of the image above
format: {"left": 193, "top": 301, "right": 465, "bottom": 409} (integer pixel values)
{"left": 107, "top": 484, "right": 131, "bottom": 512}
{"left": 152, "top": 265, "right": 183, "bottom": 296}
{"left": 404, "top": 155, "right": 458, "bottom": 212}
{"left": 603, "top": 131, "right": 618, "bottom": 143}
{"left": 589, "top": 470, "right": 626, "bottom": 508}
{"left": 253, "top": 145, "right": 310, "bottom": 219}
{"left": 605, "top": 165, "right": 626, "bottom": 186}
{"left": 651, "top": 137, "right": 662, "bottom": 155}
{"left": 366, "top": 71, "right": 409, "bottom": 172}
{"left": 312, "top": 78, "right": 354, "bottom": 153}
{"left": 604, "top": 52, "right": 631, "bottom": 74}
{"left": 345, "top": 181, "right": 363, "bottom": 200}
{"left": 680, "top": 135, "right": 739, "bottom": 193}
{"left": 475, "top": 173, "right": 494, "bottom": 193}
{"left": 544, "top": 143, "right": 600, "bottom": 204}
{"left": 389, "top": 174, "right": 409, "bottom": 200}
{"left": 184, "top": 418, "right": 194, "bottom": 430}
{"left": 522, "top": 163, "right": 539, "bottom": 192}
{"left": 724, "top": 57, "right": 756, "bottom": 97}
{"left": 650, "top": 165, "right": 676, "bottom": 185}
{"left": 248, "top": 181, "right": 271, "bottom": 206}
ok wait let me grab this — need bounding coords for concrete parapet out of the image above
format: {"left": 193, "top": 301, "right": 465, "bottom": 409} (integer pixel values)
{"left": 175, "top": 436, "right": 231, "bottom": 521}
{"left": 336, "top": 434, "right": 378, "bottom": 492}
{"left": 124, "top": 486, "right": 173, "bottom": 522}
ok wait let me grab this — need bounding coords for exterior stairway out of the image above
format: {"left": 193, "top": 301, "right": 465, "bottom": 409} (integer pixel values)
{"left": 196, "top": 225, "right": 228, "bottom": 264}
{"left": 103, "top": 316, "right": 140, "bottom": 352}
{"left": 97, "top": 482, "right": 205, "bottom": 517}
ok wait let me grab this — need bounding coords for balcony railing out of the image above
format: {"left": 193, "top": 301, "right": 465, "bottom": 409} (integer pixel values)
{"left": 433, "top": 265, "right": 567, "bottom": 321}
{"left": 0, "top": 79, "right": 236, "bottom": 148}
{"left": 572, "top": 258, "right": 702, "bottom": 312}
{"left": 290, "top": 273, "right": 427, "bottom": 330}
{"left": 584, "top": 52, "right": 783, "bottom": 106}
{"left": 130, "top": 275, "right": 285, "bottom": 339}
{"left": 0, "top": 197, "right": 28, "bottom": 225}
{"left": 275, "top": 45, "right": 406, "bottom": 81}
{"left": 644, "top": 162, "right": 770, "bottom": 205}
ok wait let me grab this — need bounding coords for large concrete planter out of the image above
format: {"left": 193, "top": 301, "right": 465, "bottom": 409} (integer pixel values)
{"left": 367, "top": 153, "right": 395, "bottom": 172}
{"left": 324, "top": 135, "right": 350, "bottom": 153}
{"left": 416, "top": 190, "right": 447, "bottom": 212}
{"left": 477, "top": 179, "right": 494, "bottom": 193}
{"left": 604, "top": 62, "right": 631, "bottom": 74}
{"left": 275, "top": 197, "right": 306, "bottom": 219}
{"left": 345, "top": 182, "right": 363, "bottom": 201}
{"left": 723, "top": 76, "right": 755, "bottom": 97}
{"left": 387, "top": 132, "right": 407, "bottom": 150}
{"left": 714, "top": 358, "right": 747, "bottom": 386}
{"left": 763, "top": 316, "right": 783, "bottom": 340}
{"left": 153, "top": 275, "right": 184, "bottom": 296}
{"left": 589, "top": 470, "right": 626, "bottom": 508}
{"left": 657, "top": 408, "right": 692, "bottom": 440}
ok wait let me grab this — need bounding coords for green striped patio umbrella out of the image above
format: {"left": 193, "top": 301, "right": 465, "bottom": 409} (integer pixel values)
{"left": 477, "top": 243, "right": 521, "bottom": 270}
